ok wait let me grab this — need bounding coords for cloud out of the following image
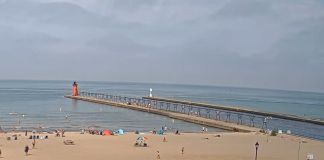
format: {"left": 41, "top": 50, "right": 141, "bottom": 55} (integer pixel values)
{"left": 0, "top": 0, "right": 324, "bottom": 92}
{"left": 215, "top": 0, "right": 272, "bottom": 18}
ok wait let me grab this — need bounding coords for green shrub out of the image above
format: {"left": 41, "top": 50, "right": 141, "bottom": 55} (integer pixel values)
{"left": 271, "top": 129, "right": 278, "bottom": 136}
{"left": 260, "top": 129, "right": 268, "bottom": 134}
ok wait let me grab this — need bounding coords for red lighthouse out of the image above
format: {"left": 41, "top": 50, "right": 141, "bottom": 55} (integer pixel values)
{"left": 72, "top": 81, "right": 78, "bottom": 96}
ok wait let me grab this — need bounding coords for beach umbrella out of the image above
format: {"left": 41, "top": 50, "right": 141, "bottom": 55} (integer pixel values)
{"left": 137, "top": 136, "right": 148, "bottom": 141}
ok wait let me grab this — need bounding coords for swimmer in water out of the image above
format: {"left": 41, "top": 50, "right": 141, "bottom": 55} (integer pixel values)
{"left": 18, "top": 119, "right": 21, "bottom": 124}
{"left": 22, "top": 114, "right": 25, "bottom": 117}
{"left": 66, "top": 115, "right": 68, "bottom": 119}
{"left": 69, "top": 118, "right": 71, "bottom": 122}
{"left": 100, "top": 108, "right": 102, "bottom": 112}
{"left": 11, "top": 111, "right": 15, "bottom": 114}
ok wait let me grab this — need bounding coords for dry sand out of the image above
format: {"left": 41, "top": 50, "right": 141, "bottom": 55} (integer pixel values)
{"left": 0, "top": 131, "right": 323, "bottom": 160}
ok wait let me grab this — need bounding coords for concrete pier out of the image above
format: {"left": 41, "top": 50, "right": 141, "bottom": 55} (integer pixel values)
{"left": 143, "top": 97, "right": 324, "bottom": 125}
{"left": 65, "top": 95, "right": 260, "bottom": 133}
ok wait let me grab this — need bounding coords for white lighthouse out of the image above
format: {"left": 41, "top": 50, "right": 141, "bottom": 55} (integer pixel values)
{"left": 149, "top": 88, "right": 153, "bottom": 97}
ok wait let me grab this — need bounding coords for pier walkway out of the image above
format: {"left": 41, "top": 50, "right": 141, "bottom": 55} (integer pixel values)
{"left": 143, "top": 97, "right": 324, "bottom": 125}
{"left": 65, "top": 95, "right": 260, "bottom": 133}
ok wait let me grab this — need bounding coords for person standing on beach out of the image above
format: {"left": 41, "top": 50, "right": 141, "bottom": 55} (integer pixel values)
{"left": 25, "top": 145, "right": 29, "bottom": 156}
{"left": 181, "top": 147, "right": 184, "bottom": 154}
{"left": 157, "top": 151, "right": 160, "bottom": 159}
{"left": 0, "top": 148, "right": 2, "bottom": 158}
{"left": 262, "top": 118, "right": 267, "bottom": 129}
{"left": 25, "top": 131, "right": 27, "bottom": 140}
{"left": 12, "top": 126, "right": 15, "bottom": 132}
{"left": 83, "top": 126, "right": 86, "bottom": 133}
{"left": 32, "top": 140, "right": 35, "bottom": 149}
{"left": 202, "top": 126, "right": 205, "bottom": 132}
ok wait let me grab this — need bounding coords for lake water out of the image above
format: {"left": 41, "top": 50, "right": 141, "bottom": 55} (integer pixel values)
{"left": 0, "top": 80, "right": 323, "bottom": 138}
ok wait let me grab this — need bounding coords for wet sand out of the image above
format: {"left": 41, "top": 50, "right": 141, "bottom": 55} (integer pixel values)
{"left": 0, "top": 132, "right": 323, "bottom": 160}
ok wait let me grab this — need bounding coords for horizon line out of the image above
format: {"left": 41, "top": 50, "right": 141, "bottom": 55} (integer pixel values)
{"left": 0, "top": 78, "right": 323, "bottom": 94}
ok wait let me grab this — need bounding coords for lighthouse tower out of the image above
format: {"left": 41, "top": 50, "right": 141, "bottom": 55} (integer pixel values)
{"left": 72, "top": 81, "right": 78, "bottom": 96}
{"left": 149, "top": 88, "right": 153, "bottom": 97}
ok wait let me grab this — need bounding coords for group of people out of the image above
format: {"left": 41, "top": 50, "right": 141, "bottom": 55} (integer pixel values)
{"left": 134, "top": 141, "right": 147, "bottom": 147}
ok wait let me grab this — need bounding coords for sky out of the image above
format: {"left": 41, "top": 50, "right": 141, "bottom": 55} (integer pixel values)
{"left": 0, "top": 0, "right": 324, "bottom": 92}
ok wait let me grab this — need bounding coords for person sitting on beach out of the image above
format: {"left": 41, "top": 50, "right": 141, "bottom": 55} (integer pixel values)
{"left": 56, "top": 133, "right": 60, "bottom": 137}
{"left": 175, "top": 130, "right": 180, "bottom": 135}
{"left": 153, "top": 128, "right": 156, "bottom": 134}
{"left": 163, "top": 137, "right": 167, "bottom": 142}
{"left": 134, "top": 141, "right": 139, "bottom": 146}
{"left": 140, "top": 141, "right": 143, "bottom": 146}
{"left": 181, "top": 147, "right": 184, "bottom": 154}
{"left": 157, "top": 151, "right": 160, "bottom": 159}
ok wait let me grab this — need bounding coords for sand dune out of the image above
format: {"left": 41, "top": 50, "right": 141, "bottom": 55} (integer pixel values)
{"left": 0, "top": 132, "right": 323, "bottom": 160}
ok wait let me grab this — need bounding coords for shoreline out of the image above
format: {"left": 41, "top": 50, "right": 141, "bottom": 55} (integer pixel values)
{"left": 2, "top": 128, "right": 323, "bottom": 142}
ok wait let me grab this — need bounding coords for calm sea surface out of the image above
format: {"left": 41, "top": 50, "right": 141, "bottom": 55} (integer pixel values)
{"left": 0, "top": 80, "right": 323, "bottom": 138}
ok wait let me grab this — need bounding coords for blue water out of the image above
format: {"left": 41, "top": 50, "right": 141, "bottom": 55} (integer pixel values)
{"left": 0, "top": 80, "right": 323, "bottom": 139}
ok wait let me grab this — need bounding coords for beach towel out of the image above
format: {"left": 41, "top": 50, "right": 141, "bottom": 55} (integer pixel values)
{"left": 117, "top": 129, "right": 124, "bottom": 135}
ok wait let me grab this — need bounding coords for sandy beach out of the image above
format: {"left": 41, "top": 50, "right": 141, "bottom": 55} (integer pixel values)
{"left": 0, "top": 131, "right": 323, "bottom": 160}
